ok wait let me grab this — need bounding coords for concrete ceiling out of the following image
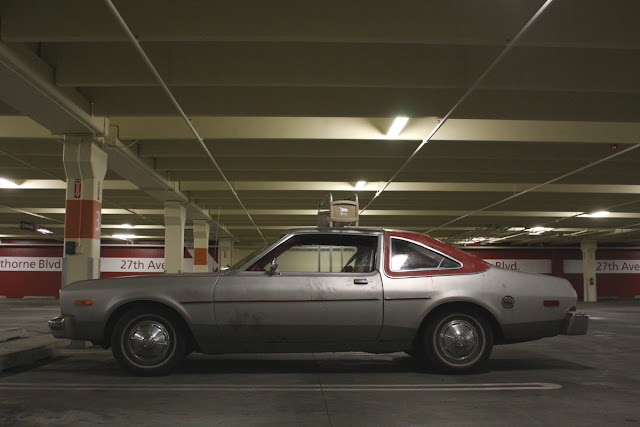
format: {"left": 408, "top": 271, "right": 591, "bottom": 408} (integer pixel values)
{"left": 0, "top": 0, "right": 639, "bottom": 248}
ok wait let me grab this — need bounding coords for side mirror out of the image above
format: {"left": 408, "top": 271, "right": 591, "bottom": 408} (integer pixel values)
{"left": 267, "top": 258, "right": 280, "bottom": 276}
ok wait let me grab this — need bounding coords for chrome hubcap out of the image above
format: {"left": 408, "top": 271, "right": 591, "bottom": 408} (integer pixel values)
{"left": 128, "top": 321, "right": 170, "bottom": 362}
{"left": 439, "top": 320, "right": 478, "bottom": 361}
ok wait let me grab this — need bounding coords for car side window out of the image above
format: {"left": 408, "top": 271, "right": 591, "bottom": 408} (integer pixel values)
{"left": 391, "top": 238, "right": 461, "bottom": 271}
{"left": 249, "top": 234, "right": 378, "bottom": 273}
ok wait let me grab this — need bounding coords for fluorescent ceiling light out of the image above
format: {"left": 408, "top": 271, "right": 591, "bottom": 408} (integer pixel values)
{"left": 0, "top": 178, "right": 19, "bottom": 188}
{"left": 507, "top": 227, "right": 526, "bottom": 232}
{"left": 527, "top": 226, "right": 554, "bottom": 235}
{"left": 456, "top": 237, "right": 489, "bottom": 245}
{"left": 386, "top": 117, "right": 409, "bottom": 138}
{"left": 121, "top": 224, "right": 134, "bottom": 228}
{"left": 36, "top": 228, "right": 53, "bottom": 235}
{"left": 113, "top": 234, "right": 136, "bottom": 240}
{"left": 581, "top": 210, "right": 610, "bottom": 218}
{"left": 355, "top": 181, "right": 367, "bottom": 190}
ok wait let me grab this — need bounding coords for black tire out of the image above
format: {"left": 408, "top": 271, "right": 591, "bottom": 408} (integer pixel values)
{"left": 422, "top": 310, "right": 493, "bottom": 372}
{"left": 111, "top": 307, "right": 186, "bottom": 376}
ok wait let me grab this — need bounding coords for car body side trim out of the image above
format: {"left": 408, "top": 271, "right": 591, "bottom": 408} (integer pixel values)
{"left": 215, "top": 298, "right": 381, "bottom": 303}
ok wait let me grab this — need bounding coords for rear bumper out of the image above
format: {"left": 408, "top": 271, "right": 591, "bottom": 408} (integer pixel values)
{"left": 562, "top": 312, "right": 589, "bottom": 335}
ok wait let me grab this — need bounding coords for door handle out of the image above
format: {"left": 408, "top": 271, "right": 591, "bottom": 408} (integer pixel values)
{"left": 353, "top": 279, "right": 368, "bottom": 285}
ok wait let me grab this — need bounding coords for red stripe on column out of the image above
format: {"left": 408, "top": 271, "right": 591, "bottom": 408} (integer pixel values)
{"left": 194, "top": 248, "right": 208, "bottom": 265}
{"left": 64, "top": 199, "right": 102, "bottom": 239}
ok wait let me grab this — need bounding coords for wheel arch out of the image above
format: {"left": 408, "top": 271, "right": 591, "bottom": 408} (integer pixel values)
{"left": 414, "top": 300, "right": 505, "bottom": 347}
{"left": 103, "top": 299, "right": 198, "bottom": 351}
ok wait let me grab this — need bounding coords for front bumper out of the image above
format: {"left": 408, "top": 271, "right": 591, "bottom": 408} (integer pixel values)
{"left": 561, "top": 312, "right": 589, "bottom": 335}
{"left": 49, "top": 315, "right": 71, "bottom": 339}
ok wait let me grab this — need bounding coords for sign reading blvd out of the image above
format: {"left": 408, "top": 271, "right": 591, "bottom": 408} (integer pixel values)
{"left": 484, "top": 259, "right": 552, "bottom": 274}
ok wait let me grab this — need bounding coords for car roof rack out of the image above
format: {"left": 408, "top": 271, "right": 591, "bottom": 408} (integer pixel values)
{"left": 317, "top": 193, "right": 359, "bottom": 227}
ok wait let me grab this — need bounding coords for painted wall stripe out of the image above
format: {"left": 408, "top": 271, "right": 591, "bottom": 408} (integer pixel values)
{"left": 193, "top": 247, "right": 208, "bottom": 265}
{"left": 64, "top": 199, "right": 102, "bottom": 239}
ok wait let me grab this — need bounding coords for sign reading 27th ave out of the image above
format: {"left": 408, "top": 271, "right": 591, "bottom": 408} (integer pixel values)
{"left": 564, "top": 260, "right": 640, "bottom": 274}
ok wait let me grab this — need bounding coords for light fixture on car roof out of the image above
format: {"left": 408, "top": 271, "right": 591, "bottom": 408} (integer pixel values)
{"left": 386, "top": 117, "right": 409, "bottom": 138}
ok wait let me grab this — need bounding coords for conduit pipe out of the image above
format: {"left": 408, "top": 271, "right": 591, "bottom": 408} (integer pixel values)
{"left": 360, "top": 0, "right": 557, "bottom": 214}
{"left": 428, "top": 142, "right": 640, "bottom": 233}
{"left": 105, "top": 135, "right": 233, "bottom": 238}
{"left": 103, "top": 0, "right": 266, "bottom": 243}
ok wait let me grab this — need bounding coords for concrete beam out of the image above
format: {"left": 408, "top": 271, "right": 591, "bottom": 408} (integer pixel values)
{"left": 5, "top": 115, "right": 640, "bottom": 144}
{"left": 3, "top": 207, "right": 639, "bottom": 219}
{"left": 84, "top": 87, "right": 640, "bottom": 120}
{"left": 0, "top": 42, "right": 105, "bottom": 135}
{"left": 6, "top": 179, "right": 640, "bottom": 196}
{"left": 47, "top": 43, "right": 640, "bottom": 94}
{"left": 2, "top": 1, "right": 638, "bottom": 49}
{"left": 109, "top": 117, "right": 640, "bottom": 143}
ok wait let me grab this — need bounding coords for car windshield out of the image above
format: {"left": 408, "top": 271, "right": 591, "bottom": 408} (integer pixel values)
{"left": 228, "top": 235, "right": 282, "bottom": 270}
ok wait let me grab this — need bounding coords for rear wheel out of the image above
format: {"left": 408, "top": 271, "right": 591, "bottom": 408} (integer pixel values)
{"left": 111, "top": 307, "right": 186, "bottom": 376}
{"left": 422, "top": 310, "right": 493, "bottom": 372}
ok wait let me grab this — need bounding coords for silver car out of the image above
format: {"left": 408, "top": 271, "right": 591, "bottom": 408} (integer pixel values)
{"left": 50, "top": 227, "right": 588, "bottom": 375}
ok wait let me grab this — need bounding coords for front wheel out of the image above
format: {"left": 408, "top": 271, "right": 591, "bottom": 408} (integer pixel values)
{"left": 111, "top": 308, "right": 186, "bottom": 376}
{"left": 422, "top": 311, "right": 493, "bottom": 372}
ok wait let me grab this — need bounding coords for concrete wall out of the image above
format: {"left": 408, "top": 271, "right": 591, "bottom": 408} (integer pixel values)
{"left": 1, "top": 241, "right": 639, "bottom": 298}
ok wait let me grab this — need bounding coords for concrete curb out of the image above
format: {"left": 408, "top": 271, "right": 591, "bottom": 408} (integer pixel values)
{"left": 0, "top": 336, "right": 61, "bottom": 373}
{"left": 0, "top": 327, "right": 28, "bottom": 343}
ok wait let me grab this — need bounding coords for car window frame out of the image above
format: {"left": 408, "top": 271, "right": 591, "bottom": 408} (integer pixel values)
{"left": 387, "top": 236, "right": 463, "bottom": 274}
{"left": 242, "top": 232, "right": 382, "bottom": 274}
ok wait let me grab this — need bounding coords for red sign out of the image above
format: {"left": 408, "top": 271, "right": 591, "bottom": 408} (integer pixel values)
{"left": 74, "top": 179, "right": 81, "bottom": 198}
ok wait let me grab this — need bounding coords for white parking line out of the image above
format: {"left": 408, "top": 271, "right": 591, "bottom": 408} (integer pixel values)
{"left": 0, "top": 382, "right": 561, "bottom": 392}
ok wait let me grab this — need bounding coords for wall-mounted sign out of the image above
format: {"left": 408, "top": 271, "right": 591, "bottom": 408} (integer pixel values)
{"left": 74, "top": 178, "right": 82, "bottom": 198}
{"left": 20, "top": 221, "right": 36, "bottom": 231}
{"left": 19, "top": 222, "right": 53, "bottom": 235}
{"left": 484, "top": 259, "right": 552, "bottom": 274}
{"left": 564, "top": 260, "right": 640, "bottom": 274}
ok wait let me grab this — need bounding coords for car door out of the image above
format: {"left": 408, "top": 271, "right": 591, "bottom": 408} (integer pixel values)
{"left": 213, "top": 232, "right": 383, "bottom": 343}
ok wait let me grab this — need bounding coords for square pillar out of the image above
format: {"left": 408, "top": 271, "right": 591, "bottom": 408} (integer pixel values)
{"left": 192, "top": 220, "right": 210, "bottom": 273}
{"left": 164, "top": 201, "right": 186, "bottom": 273}
{"left": 217, "top": 238, "right": 233, "bottom": 270}
{"left": 62, "top": 137, "right": 107, "bottom": 287}
{"left": 580, "top": 239, "right": 598, "bottom": 302}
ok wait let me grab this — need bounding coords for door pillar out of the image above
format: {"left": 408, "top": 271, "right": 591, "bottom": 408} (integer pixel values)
{"left": 62, "top": 137, "right": 107, "bottom": 287}
{"left": 192, "top": 220, "right": 210, "bottom": 273}
{"left": 164, "top": 201, "right": 186, "bottom": 273}
{"left": 217, "top": 238, "right": 233, "bottom": 269}
{"left": 580, "top": 239, "right": 598, "bottom": 302}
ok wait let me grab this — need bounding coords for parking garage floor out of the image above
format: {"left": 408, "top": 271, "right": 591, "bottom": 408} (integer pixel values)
{"left": 1, "top": 299, "right": 639, "bottom": 426}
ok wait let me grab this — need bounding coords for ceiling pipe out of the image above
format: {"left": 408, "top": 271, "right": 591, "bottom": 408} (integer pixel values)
{"left": 359, "top": 0, "right": 557, "bottom": 215}
{"left": 103, "top": 0, "right": 266, "bottom": 243}
{"left": 104, "top": 134, "right": 233, "bottom": 239}
{"left": 428, "top": 142, "right": 640, "bottom": 233}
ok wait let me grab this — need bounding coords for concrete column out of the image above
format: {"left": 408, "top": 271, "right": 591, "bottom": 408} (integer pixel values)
{"left": 217, "top": 238, "right": 233, "bottom": 270}
{"left": 62, "top": 137, "right": 107, "bottom": 287}
{"left": 581, "top": 239, "right": 598, "bottom": 302}
{"left": 164, "top": 201, "right": 186, "bottom": 273}
{"left": 192, "top": 220, "right": 210, "bottom": 273}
